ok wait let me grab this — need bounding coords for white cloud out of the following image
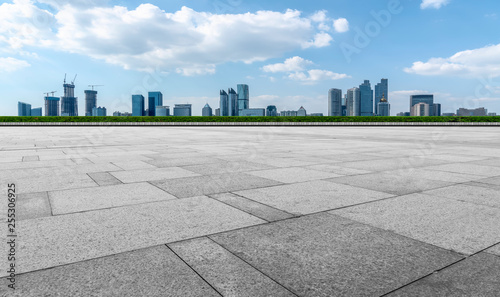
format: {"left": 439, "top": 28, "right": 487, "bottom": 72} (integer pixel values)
{"left": 420, "top": 0, "right": 451, "bottom": 10}
{"left": 405, "top": 43, "right": 500, "bottom": 77}
{"left": 0, "top": 2, "right": 342, "bottom": 76}
{"left": 310, "top": 10, "right": 327, "bottom": 23}
{"left": 333, "top": 18, "right": 349, "bottom": 33}
{"left": 0, "top": 57, "right": 31, "bottom": 72}
{"left": 289, "top": 69, "right": 350, "bottom": 84}
{"left": 262, "top": 56, "right": 313, "bottom": 73}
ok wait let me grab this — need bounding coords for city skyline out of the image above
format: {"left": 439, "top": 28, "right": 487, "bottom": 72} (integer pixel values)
{"left": 1, "top": 0, "right": 499, "bottom": 116}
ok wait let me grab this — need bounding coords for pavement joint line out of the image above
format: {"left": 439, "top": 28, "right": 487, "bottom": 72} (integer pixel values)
{"left": 205, "top": 237, "right": 301, "bottom": 297}
{"left": 206, "top": 195, "right": 273, "bottom": 223}
{"left": 227, "top": 191, "right": 297, "bottom": 217}
{"left": 164, "top": 243, "right": 224, "bottom": 297}
{"left": 45, "top": 191, "right": 54, "bottom": 217}
{"left": 146, "top": 181, "right": 180, "bottom": 197}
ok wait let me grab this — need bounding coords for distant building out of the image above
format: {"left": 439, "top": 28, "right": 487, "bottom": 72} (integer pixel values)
{"left": 310, "top": 113, "right": 324, "bottom": 117}
{"left": 156, "top": 106, "right": 170, "bottom": 116}
{"left": 148, "top": 92, "right": 163, "bottom": 116}
{"left": 412, "top": 103, "right": 431, "bottom": 116}
{"left": 215, "top": 108, "right": 221, "bottom": 116}
{"left": 237, "top": 84, "right": 249, "bottom": 116}
{"left": 84, "top": 90, "right": 97, "bottom": 116}
{"left": 220, "top": 90, "right": 229, "bottom": 116}
{"left": 328, "top": 88, "right": 342, "bottom": 116}
{"left": 433, "top": 103, "right": 442, "bottom": 117}
{"left": 410, "top": 95, "right": 434, "bottom": 116}
{"left": 375, "top": 79, "right": 388, "bottom": 116}
{"left": 488, "top": 112, "right": 497, "bottom": 116}
{"left": 113, "top": 111, "right": 121, "bottom": 116}
{"left": 359, "top": 80, "right": 373, "bottom": 116}
{"left": 397, "top": 112, "right": 411, "bottom": 116}
{"left": 132, "top": 95, "right": 145, "bottom": 116}
{"left": 61, "top": 82, "right": 78, "bottom": 116}
{"left": 45, "top": 97, "right": 60, "bottom": 116}
{"left": 31, "top": 107, "right": 42, "bottom": 117}
{"left": 18, "top": 102, "right": 31, "bottom": 116}
{"left": 92, "top": 106, "right": 106, "bottom": 116}
{"left": 280, "top": 110, "right": 298, "bottom": 117}
{"left": 113, "top": 111, "right": 132, "bottom": 117}
{"left": 173, "top": 104, "right": 192, "bottom": 116}
{"left": 228, "top": 88, "right": 238, "bottom": 116}
{"left": 266, "top": 105, "right": 278, "bottom": 117}
{"left": 202, "top": 104, "right": 213, "bottom": 116}
{"left": 346, "top": 87, "right": 360, "bottom": 116}
{"left": 457, "top": 108, "right": 488, "bottom": 116}
{"left": 297, "top": 106, "right": 307, "bottom": 116}
{"left": 377, "top": 94, "right": 390, "bottom": 116}
{"left": 240, "top": 109, "right": 265, "bottom": 116}
{"left": 442, "top": 113, "right": 455, "bottom": 117}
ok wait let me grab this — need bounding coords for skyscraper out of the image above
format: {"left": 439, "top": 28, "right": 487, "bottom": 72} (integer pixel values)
{"left": 31, "top": 107, "right": 42, "bottom": 117}
{"left": 412, "top": 103, "right": 431, "bottom": 116}
{"left": 132, "top": 95, "right": 145, "bottom": 116}
{"left": 156, "top": 106, "right": 170, "bottom": 116}
{"left": 45, "top": 97, "right": 60, "bottom": 116}
{"left": 297, "top": 106, "right": 307, "bottom": 116}
{"left": 148, "top": 92, "right": 163, "bottom": 116}
{"left": 377, "top": 94, "right": 390, "bottom": 116}
{"left": 228, "top": 88, "right": 238, "bottom": 116}
{"left": 266, "top": 105, "right": 278, "bottom": 117}
{"left": 359, "top": 80, "right": 373, "bottom": 116}
{"left": 237, "top": 84, "right": 249, "bottom": 116}
{"left": 220, "top": 90, "right": 229, "bottom": 116}
{"left": 202, "top": 104, "right": 213, "bottom": 116}
{"left": 374, "top": 79, "right": 388, "bottom": 115}
{"left": 346, "top": 87, "right": 361, "bottom": 116}
{"left": 410, "top": 95, "right": 434, "bottom": 116}
{"left": 328, "top": 88, "right": 342, "bottom": 116}
{"left": 61, "top": 81, "right": 78, "bottom": 116}
{"left": 92, "top": 106, "right": 107, "bottom": 116}
{"left": 84, "top": 90, "right": 98, "bottom": 117}
{"left": 173, "top": 104, "right": 192, "bottom": 116}
{"left": 18, "top": 102, "right": 31, "bottom": 116}
{"left": 433, "top": 103, "right": 442, "bottom": 116}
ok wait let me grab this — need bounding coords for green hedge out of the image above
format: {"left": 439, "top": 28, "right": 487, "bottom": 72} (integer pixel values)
{"left": 1, "top": 116, "right": 499, "bottom": 122}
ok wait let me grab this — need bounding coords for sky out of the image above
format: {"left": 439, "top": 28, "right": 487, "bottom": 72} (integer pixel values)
{"left": 1, "top": 0, "right": 499, "bottom": 116}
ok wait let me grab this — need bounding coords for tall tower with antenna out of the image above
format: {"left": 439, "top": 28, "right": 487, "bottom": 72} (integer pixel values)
{"left": 84, "top": 85, "right": 103, "bottom": 116}
{"left": 61, "top": 74, "right": 78, "bottom": 116}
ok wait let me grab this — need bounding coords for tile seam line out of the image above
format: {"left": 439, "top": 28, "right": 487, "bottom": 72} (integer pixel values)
{"left": 206, "top": 195, "right": 272, "bottom": 223}
{"left": 226, "top": 191, "right": 297, "bottom": 218}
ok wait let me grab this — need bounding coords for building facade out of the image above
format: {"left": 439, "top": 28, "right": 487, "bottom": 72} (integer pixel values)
{"left": 148, "top": 92, "right": 163, "bottom": 116}
{"left": 237, "top": 84, "right": 249, "bottom": 116}
{"left": 18, "top": 102, "right": 31, "bottom": 116}
{"left": 240, "top": 108, "right": 265, "bottom": 116}
{"left": 220, "top": 90, "right": 229, "bottom": 116}
{"left": 61, "top": 82, "right": 78, "bottom": 116}
{"left": 45, "top": 97, "right": 60, "bottom": 116}
{"left": 92, "top": 106, "right": 107, "bottom": 116}
{"left": 31, "top": 107, "right": 42, "bottom": 117}
{"left": 410, "top": 95, "right": 434, "bottom": 116}
{"left": 202, "top": 104, "right": 213, "bottom": 116}
{"left": 359, "top": 80, "right": 373, "bottom": 116}
{"left": 433, "top": 103, "right": 442, "bottom": 117}
{"left": 173, "top": 104, "right": 192, "bottom": 116}
{"left": 132, "top": 95, "right": 145, "bottom": 116}
{"left": 215, "top": 108, "right": 221, "bottom": 116}
{"left": 84, "top": 90, "right": 97, "bottom": 116}
{"left": 346, "top": 87, "right": 360, "bottom": 116}
{"left": 374, "top": 79, "right": 388, "bottom": 116}
{"left": 412, "top": 103, "right": 431, "bottom": 116}
{"left": 377, "top": 94, "right": 390, "bottom": 116}
{"left": 156, "top": 106, "right": 170, "bottom": 116}
{"left": 457, "top": 108, "right": 488, "bottom": 116}
{"left": 297, "top": 106, "right": 307, "bottom": 116}
{"left": 228, "top": 88, "right": 238, "bottom": 116}
{"left": 266, "top": 105, "right": 278, "bottom": 117}
{"left": 328, "top": 88, "right": 343, "bottom": 116}
{"left": 280, "top": 110, "right": 298, "bottom": 117}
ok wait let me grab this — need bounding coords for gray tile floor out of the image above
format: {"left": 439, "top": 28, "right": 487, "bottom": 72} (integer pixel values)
{"left": 1, "top": 126, "right": 499, "bottom": 296}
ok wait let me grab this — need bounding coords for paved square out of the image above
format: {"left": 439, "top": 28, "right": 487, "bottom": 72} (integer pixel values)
{"left": 1, "top": 126, "right": 499, "bottom": 296}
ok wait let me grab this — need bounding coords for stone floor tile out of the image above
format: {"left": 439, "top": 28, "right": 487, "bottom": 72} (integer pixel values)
{"left": 247, "top": 167, "right": 342, "bottom": 183}
{"left": 16, "top": 192, "right": 52, "bottom": 220}
{"left": 22, "top": 155, "right": 39, "bottom": 162}
{"left": 304, "top": 164, "right": 372, "bottom": 176}
{"left": 210, "top": 212, "right": 462, "bottom": 297}
{"left": 145, "top": 156, "right": 222, "bottom": 168}
{"left": 426, "top": 163, "right": 500, "bottom": 177}
{"left": 332, "top": 193, "right": 500, "bottom": 255}
{"left": 110, "top": 167, "right": 200, "bottom": 183}
{"left": 486, "top": 243, "right": 500, "bottom": 257}
{"left": 182, "top": 161, "right": 276, "bottom": 175}
{"left": 111, "top": 160, "right": 157, "bottom": 170}
{"left": 423, "top": 184, "right": 500, "bottom": 209}
{"left": 169, "top": 237, "right": 295, "bottom": 297}
{"left": 87, "top": 172, "right": 123, "bottom": 186}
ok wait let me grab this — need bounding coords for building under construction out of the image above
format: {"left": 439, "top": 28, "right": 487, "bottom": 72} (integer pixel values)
{"left": 84, "top": 90, "right": 97, "bottom": 116}
{"left": 61, "top": 75, "right": 78, "bottom": 116}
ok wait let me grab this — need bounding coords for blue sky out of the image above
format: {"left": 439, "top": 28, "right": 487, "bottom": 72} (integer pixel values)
{"left": 1, "top": 0, "right": 499, "bottom": 116}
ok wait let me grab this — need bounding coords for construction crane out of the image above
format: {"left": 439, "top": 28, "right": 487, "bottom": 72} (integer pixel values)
{"left": 44, "top": 91, "right": 57, "bottom": 97}
{"left": 88, "top": 85, "right": 104, "bottom": 91}
{"left": 72, "top": 74, "right": 77, "bottom": 85}
{"left": 64, "top": 73, "right": 67, "bottom": 84}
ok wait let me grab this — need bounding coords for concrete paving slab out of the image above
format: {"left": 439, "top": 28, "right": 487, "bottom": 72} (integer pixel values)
{"left": 423, "top": 184, "right": 500, "bottom": 209}
{"left": 110, "top": 167, "right": 200, "bottom": 183}
{"left": 210, "top": 192, "right": 295, "bottom": 222}
{"left": 3, "top": 196, "right": 264, "bottom": 276}
{"left": 210, "top": 212, "right": 462, "bottom": 297}
{"left": 467, "top": 158, "right": 500, "bottom": 167}
{"left": 49, "top": 182, "right": 177, "bottom": 214}
{"left": 334, "top": 157, "right": 449, "bottom": 172}
{"left": 387, "top": 253, "right": 500, "bottom": 297}
{"left": 486, "top": 243, "right": 500, "bottom": 257}
{"left": 111, "top": 160, "right": 157, "bottom": 170}
{"left": 327, "top": 172, "right": 454, "bottom": 195}
{"left": 332, "top": 193, "right": 500, "bottom": 255}
{"left": 304, "top": 164, "right": 372, "bottom": 176}
{"left": 146, "top": 156, "right": 222, "bottom": 167}
{"left": 71, "top": 158, "right": 94, "bottom": 165}
{"left": 247, "top": 167, "right": 342, "bottom": 183}
{"left": 17, "top": 192, "right": 52, "bottom": 220}
{"left": 169, "top": 237, "right": 295, "bottom": 297}
{"left": 235, "top": 180, "right": 394, "bottom": 215}
{"left": 22, "top": 155, "right": 39, "bottom": 162}
{"left": 151, "top": 173, "right": 283, "bottom": 198}
{"left": 0, "top": 245, "right": 220, "bottom": 297}
{"left": 182, "top": 161, "right": 276, "bottom": 175}
{"left": 379, "top": 168, "right": 486, "bottom": 183}
{"left": 87, "top": 172, "right": 123, "bottom": 186}
{"left": 424, "top": 153, "right": 490, "bottom": 163}
{"left": 426, "top": 163, "right": 500, "bottom": 177}
{"left": 473, "top": 176, "right": 500, "bottom": 186}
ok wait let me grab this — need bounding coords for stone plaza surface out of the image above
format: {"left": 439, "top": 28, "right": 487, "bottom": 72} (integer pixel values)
{"left": 0, "top": 126, "right": 499, "bottom": 296}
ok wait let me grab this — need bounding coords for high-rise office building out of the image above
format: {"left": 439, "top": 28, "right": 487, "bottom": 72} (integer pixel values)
{"left": 148, "top": 92, "right": 163, "bottom": 116}
{"left": 237, "top": 84, "right": 249, "bottom": 116}
{"left": 377, "top": 94, "right": 390, "bottom": 116}
{"left": 457, "top": 108, "right": 488, "bottom": 116}
{"left": 156, "top": 106, "right": 170, "bottom": 116}
{"left": 297, "top": 106, "right": 307, "bottom": 116}
{"left": 31, "top": 107, "right": 42, "bottom": 117}
{"left": 215, "top": 108, "right": 221, "bottom": 116}
{"left": 375, "top": 79, "right": 388, "bottom": 115}
{"left": 61, "top": 82, "right": 78, "bottom": 116}
{"left": 280, "top": 110, "right": 298, "bottom": 117}
{"left": 92, "top": 106, "right": 107, "bottom": 116}
{"left": 412, "top": 103, "right": 431, "bottom": 116}
{"left": 202, "top": 104, "right": 213, "bottom": 116}
{"left": 228, "top": 88, "right": 238, "bottom": 116}
{"left": 220, "top": 90, "right": 229, "bottom": 116}
{"left": 266, "top": 105, "right": 278, "bottom": 117}
{"left": 84, "top": 90, "right": 98, "bottom": 117}
{"left": 132, "top": 95, "right": 145, "bottom": 116}
{"left": 173, "top": 104, "right": 192, "bottom": 116}
{"left": 359, "top": 80, "right": 373, "bottom": 116}
{"left": 433, "top": 103, "right": 442, "bottom": 117}
{"left": 45, "top": 97, "right": 60, "bottom": 116}
{"left": 410, "top": 95, "right": 434, "bottom": 116}
{"left": 18, "top": 102, "right": 31, "bottom": 116}
{"left": 328, "top": 88, "right": 342, "bottom": 116}
{"left": 346, "top": 87, "right": 361, "bottom": 116}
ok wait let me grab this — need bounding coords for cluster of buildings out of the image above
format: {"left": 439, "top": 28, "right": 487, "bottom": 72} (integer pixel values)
{"left": 131, "top": 92, "right": 192, "bottom": 117}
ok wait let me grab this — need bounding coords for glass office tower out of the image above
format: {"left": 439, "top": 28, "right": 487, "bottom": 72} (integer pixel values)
{"left": 220, "top": 90, "right": 229, "bottom": 116}
{"left": 359, "top": 80, "right": 373, "bottom": 116}
{"left": 18, "top": 102, "right": 31, "bottom": 116}
{"left": 84, "top": 90, "right": 98, "bottom": 116}
{"left": 148, "top": 92, "right": 163, "bottom": 116}
{"left": 410, "top": 95, "right": 434, "bottom": 116}
{"left": 45, "top": 97, "right": 60, "bottom": 116}
{"left": 328, "top": 88, "right": 343, "bottom": 116}
{"left": 237, "top": 84, "right": 249, "bottom": 116}
{"left": 375, "top": 79, "right": 388, "bottom": 116}
{"left": 173, "top": 104, "right": 192, "bottom": 116}
{"left": 266, "top": 105, "right": 278, "bottom": 116}
{"left": 346, "top": 87, "right": 360, "bottom": 116}
{"left": 202, "top": 104, "right": 213, "bottom": 116}
{"left": 132, "top": 95, "right": 145, "bottom": 116}
{"left": 228, "top": 88, "right": 238, "bottom": 116}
